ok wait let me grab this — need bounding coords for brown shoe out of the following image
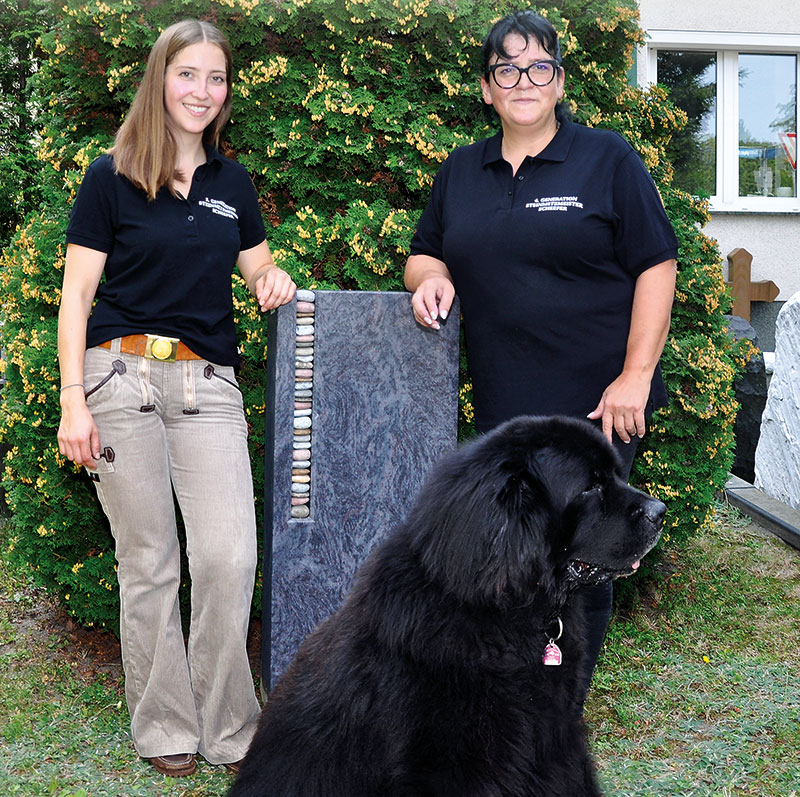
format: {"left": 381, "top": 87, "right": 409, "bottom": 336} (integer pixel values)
{"left": 224, "top": 759, "right": 244, "bottom": 774}
{"left": 148, "top": 753, "right": 197, "bottom": 777}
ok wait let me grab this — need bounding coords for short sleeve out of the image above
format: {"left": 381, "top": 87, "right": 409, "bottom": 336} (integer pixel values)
{"left": 65, "top": 156, "right": 117, "bottom": 253}
{"left": 612, "top": 150, "right": 679, "bottom": 277}
{"left": 235, "top": 167, "right": 267, "bottom": 252}
{"left": 409, "top": 157, "right": 452, "bottom": 260}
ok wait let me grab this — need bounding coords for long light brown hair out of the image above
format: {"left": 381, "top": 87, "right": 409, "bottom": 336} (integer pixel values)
{"left": 109, "top": 19, "right": 233, "bottom": 200}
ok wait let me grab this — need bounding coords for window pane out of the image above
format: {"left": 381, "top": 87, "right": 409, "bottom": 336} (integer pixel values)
{"left": 657, "top": 51, "right": 717, "bottom": 196}
{"left": 739, "top": 53, "right": 797, "bottom": 198}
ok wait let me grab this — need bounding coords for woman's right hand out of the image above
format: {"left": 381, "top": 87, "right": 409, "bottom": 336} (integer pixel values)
{"left": 57, "top": 243, "right": 107, "bottom": 469}
{"left": 410, "top": 275, "right": 455, "bottom": 331}
{"left": 58, "top": 392, "right": 101, "bottom": 468}
{"left": 405, "top": 254, "right": 456, "bottom": 331}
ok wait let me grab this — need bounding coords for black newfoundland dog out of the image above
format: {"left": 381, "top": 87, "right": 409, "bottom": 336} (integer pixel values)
{"left": 229, "top": 416, "right": 665, "bottom": 797}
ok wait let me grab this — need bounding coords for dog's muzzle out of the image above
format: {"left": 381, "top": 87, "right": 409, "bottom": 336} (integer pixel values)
{"left": 567, "top": 497, "right": 666, "bottom": 585}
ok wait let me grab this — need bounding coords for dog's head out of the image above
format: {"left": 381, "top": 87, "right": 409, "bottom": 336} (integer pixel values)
{"left": 405, "top": 416, "right": 665, "bottom": 607}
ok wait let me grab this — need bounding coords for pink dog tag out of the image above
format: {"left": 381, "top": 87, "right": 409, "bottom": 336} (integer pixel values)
{"left": 542, "top": 641, "right": 562, "bottom": 666}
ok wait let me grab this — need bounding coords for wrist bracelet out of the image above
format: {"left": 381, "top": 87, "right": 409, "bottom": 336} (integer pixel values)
{"left": 60, "top": 383, "right": 85, "bottom": 392}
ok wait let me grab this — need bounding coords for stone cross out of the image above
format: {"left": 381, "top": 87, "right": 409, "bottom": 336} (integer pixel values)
{"left": 262, "top": 290, "right": 461, "bottom": 688}
{"left": 726, "top": 247, "right": 779, "bottom": 322}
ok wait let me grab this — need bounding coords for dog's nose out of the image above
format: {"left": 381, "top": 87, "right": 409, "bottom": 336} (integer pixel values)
{"left": 643, "top": 499, "right": 666, "bottom": 526}
{"left": 630, "top": 498, "right": 666, "bottom": 526}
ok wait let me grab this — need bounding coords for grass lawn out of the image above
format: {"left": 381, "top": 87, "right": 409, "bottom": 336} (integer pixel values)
{"left": 1, "top": 503, "right": 798, "bottom": 796}
{"left": 588, "top": 503, "right": 800, "bottom": 795}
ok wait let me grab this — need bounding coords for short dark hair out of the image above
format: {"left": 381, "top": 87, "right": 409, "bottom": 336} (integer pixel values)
{"left": 481, "top": 10, "right": 562, "bottom": 76}
{"left": 481, "top": 10, "right": 570, "bottom": 124}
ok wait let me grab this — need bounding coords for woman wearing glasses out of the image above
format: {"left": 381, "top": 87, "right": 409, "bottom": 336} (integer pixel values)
{"left": 404, "top": 10, "right": 677, "bottom": 702}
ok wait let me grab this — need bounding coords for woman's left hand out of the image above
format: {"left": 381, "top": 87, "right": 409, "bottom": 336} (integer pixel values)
{"left": 587, "top": 371, "right": 651, "bottom": 444}
{"left": 589, "top": 259, "right": 676, "bottom": 445}
{"left": 255, "top": 267, "right": 296, "bottom": 311}
{"left": 238, "top": 240, "right": 297, "bottom": 311}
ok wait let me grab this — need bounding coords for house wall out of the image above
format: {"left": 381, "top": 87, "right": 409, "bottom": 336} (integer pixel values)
{"left": 637, "top": 0, "right": 800, "bottom": 302}
{"left": 638, "top": 0, "right": 800, "bottom": 35}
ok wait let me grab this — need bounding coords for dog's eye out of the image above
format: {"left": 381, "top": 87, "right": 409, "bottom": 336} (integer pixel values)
{"left": 582, "top": 482, "right": 603, "bottom": 496}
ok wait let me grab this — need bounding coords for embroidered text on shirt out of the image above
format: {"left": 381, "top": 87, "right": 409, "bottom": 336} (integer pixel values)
{"left": 525, "top": 196, "right": 584, "bottom": 212}
{"left": 199, "top": 198, "right": 239, "bottom": 219}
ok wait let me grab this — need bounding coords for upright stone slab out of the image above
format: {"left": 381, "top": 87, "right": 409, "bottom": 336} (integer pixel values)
{"left": 263, "top": 290, "right": 461, "bottom": 687}
{"left": 755, "top": 292, "right": 800, "bottom": 508}
{"left": 725, "top": 315, "right": 767, "bottom": 484}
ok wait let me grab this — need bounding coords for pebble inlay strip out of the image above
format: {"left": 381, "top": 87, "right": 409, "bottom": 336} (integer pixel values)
{"left": 291, "top": 289, "right": 315, "bottom": 519}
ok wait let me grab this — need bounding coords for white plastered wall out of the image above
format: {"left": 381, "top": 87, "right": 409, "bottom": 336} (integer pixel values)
{"left": 637, "top": 0, "right": 800, "bottom": 299}
{"left": 638, "top": 0, "right": 800, "bottom": 36}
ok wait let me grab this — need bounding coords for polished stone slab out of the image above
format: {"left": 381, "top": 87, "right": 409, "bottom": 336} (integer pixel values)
{"left": 263, "top": 291, "right": 460, "bottom": 687}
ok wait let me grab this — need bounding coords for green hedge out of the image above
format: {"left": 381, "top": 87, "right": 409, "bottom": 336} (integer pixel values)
{"left": 0, "top": 0, "right": 750, "bottom": 631}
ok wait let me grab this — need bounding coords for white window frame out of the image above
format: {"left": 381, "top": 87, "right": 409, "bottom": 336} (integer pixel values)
{"left": 640, "top": 30, "right": 800, "bottom": 213}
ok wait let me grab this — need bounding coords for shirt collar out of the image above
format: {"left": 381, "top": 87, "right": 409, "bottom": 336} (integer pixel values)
{"left": 482, "top": 119, "right": 576, "bottom": 167}
{"left": 202, "top": 141, "right": 224, "bottom": 168}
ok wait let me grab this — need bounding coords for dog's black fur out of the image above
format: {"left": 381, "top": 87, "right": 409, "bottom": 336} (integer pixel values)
{"left": 229, "top": 416, "right": 665, "bottom": 797}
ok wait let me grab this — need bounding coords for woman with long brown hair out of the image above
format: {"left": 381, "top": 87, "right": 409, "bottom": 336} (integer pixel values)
{"left": 57, "top": 19, "right": 295, "bottom": 776}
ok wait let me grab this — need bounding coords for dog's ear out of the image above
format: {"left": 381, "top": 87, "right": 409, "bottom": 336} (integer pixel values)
{"left": 490, "top": 463, "right": 565, "bottom": 600}
{"left": 405, "top": 451, "right": 556, "bottom": 606}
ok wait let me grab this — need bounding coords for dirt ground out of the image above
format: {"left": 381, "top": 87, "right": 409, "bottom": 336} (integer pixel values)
{"left": 2, "top": 576, "right": 264, "bottom": 694}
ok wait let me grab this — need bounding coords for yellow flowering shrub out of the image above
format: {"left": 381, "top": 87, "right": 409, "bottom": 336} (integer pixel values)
{"left": 1, "top": 0, "right": 746, "bottom": 630}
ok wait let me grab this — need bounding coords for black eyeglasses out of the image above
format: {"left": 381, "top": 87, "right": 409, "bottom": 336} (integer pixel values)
{"left": 487, "top": 60, "right": 560, "bottom": 89}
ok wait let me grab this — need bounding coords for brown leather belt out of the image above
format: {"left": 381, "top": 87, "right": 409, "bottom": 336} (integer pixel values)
{"left": 99, "top": 334, "right": 203, "bottom": 362}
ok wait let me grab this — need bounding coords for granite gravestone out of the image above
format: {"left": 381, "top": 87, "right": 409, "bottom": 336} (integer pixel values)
{"left": 754, "top": 292, "right": 800, "bottom": 509}
{"left": 263, "top": 290, "right": 461, "bottom": 688}
{"left": 724, "top": 315, "right": 767, "bottom": 484}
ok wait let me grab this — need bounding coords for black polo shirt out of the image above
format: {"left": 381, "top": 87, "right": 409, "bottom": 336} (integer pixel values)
{"left": 66, "top": 145, "right": 266, "bottom": 366}
{"left": 410, "top": 120, "right": 678, "bottom": 432}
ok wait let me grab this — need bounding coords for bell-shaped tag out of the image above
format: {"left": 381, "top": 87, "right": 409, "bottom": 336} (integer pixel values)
{"left": 542, "top": 641, "right": 563, "bottom": 666}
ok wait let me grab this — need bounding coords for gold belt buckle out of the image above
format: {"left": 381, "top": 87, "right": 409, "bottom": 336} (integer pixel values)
{"left": 144, "top": 335, "right": 179, "bottom": 362}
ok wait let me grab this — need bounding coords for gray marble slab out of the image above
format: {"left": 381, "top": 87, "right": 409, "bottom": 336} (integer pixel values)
{"left": 263, "top": 290, "right": 461, "bottom": 687}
